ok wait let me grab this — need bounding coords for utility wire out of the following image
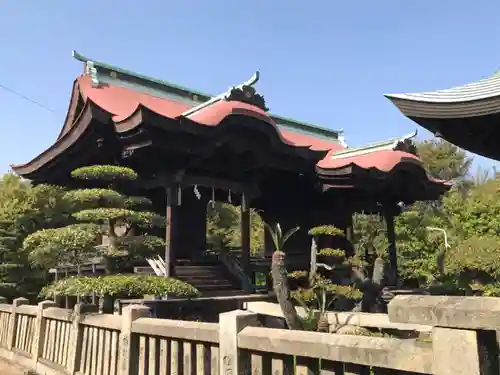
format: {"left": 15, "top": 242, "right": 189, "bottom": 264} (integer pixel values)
{"left": 0, "top": 82, "right": 55, "bottom": 113}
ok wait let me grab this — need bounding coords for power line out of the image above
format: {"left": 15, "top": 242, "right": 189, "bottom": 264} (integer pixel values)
{"left": 0, "top": 82, "right": 55, "bottom": 113}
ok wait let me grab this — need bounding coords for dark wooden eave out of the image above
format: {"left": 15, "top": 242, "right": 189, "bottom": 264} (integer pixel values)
{"left": 13, "top": 100, "right": 328, "bottom": 182}
{"left": 55, "top": 80, "right": 86, "bottom": 140}
{"left": 319, "top": 161, "right": 450, "bottom": 204}
{"left": 12, "top": 99, "right": 113, "bottom": 179}
{"left": 406, "top": 114, "right": 500, "bottom": 161}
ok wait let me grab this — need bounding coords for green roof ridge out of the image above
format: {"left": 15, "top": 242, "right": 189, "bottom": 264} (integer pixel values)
{"left": 271, "top": 114, "right": 342, "bottom": 138}
{"left": 73, "top": 50, "right": 211, "bottom": 100}
{"left": 72, "top": 50, "right": 343, "bottom": 139}
{"left": 332, "top": 130, "right": 417, "bottom": 157}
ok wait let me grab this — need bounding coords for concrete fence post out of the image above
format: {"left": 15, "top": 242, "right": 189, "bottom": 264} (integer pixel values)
{"left": 430, "top": 328, "right": 499, "bottom": 375}
{"left": 389, "top": 295, "right": 500, "bottom": 375}
{"left": 66, "top": 303, "right": 98, "bottom": 374}
{"left": 117, "top": 304, "right": 150, "bottom": 375}
{"left": 219, "top": 309, "right": 260, "bottom": 375}
{"left": 6, "top": 297, "right": 28, "bottom": 351}
{"left": 31, "top": 300, "right": 56, "bottom": 365}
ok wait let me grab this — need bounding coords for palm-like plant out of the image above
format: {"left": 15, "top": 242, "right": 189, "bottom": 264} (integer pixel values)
{"left": 263, "top": 222, "right": 303, "bottom": 330}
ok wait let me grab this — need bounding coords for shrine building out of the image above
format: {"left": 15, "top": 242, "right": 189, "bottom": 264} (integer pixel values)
{"left": 11, "top": 51, "right": 448, "bottom": 295}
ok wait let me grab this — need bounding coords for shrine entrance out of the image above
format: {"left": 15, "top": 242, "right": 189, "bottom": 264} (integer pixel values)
{"left": 13, "top": 51, "right": 449, "bottom": 295}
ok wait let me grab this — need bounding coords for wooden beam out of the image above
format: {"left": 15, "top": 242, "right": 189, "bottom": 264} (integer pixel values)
{"left": 240, "top": 195, "right": 251, "bottom": 279}
{"left": 141, "top": 173, "right": 260, "bottom": 197}
{"left": 164, "top": 186, "right": 179, "bottom": 277}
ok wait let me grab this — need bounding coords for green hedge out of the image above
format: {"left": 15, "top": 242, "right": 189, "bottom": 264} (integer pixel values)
{"left": 40, "top": 275, "right": 200, "bottom": 298}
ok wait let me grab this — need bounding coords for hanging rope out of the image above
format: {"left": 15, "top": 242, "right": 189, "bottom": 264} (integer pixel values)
{"left": 241, "top": 191, "right": 247, "bottom": 211}
{"left": 176, "top": 184, "right": 182, "bottom": 205}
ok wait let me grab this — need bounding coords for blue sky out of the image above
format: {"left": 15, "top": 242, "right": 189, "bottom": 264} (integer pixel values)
{"left": 1, "top": 1, "right": 499, "bottom": 175}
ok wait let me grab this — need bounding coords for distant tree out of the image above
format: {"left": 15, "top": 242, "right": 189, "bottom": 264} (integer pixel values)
{"left": 394, "top": 139, "right": 473, "bottom": 287}
{"left": 206, "top": 202, "right": 239, "bottom": 251}
{"left": 417, "top": 139, "right": 472, "bottom": 183}
{"left": 444, "top": 236, "right": 500, "bottom": 296}
{"left": 0, "top": 175, "right": 71, "bottom": 299}
{"left": 0, "top": 219, "right": 34, "bottom": 299}
{"left": 206, "top": 202, "right": 264, "bottom": 255}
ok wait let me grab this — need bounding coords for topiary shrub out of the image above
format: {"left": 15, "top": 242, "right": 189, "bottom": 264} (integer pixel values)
{"left": 40, "top": 275, "right": 200, "bottom": 299}
{"left": 317, "top": 248, "right": 346, "bottom": 265}
{"left": 308, "top": 225, "right": 345, "bottom": 237}
{"left": 287, "top": 270, "right": 308, "bottom": 290}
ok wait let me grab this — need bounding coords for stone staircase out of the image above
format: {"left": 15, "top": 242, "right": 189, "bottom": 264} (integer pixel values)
{"left": 134, "top": 258, "right": 244, "bottom": 296}
{"left": 174, "top": 259, "right": 243, "bottom": 295}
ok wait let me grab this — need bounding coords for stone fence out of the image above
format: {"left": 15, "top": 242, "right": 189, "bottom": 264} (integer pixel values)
{"left": 0, "top": 295, "right": 497, "bottom": 374}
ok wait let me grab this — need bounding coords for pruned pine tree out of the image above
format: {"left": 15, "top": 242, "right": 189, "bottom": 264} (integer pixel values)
{"left": 24, "top": 165, "right": 166, "bottom": 274}
{"left": 23, "top": 165, "right": 199, "bottom": 303}
{"left": 270, "top": 223, "right": 393, "bottom": 332}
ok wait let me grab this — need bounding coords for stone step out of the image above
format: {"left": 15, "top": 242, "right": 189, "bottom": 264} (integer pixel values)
{"left": 195, "top": 284, "right": 237, "bottom": 291}
{"left": 135, "top": 261, "right": 241, "bottom": 293}
{"left": 178, "top": 278, "right": 236, "bottom": 286}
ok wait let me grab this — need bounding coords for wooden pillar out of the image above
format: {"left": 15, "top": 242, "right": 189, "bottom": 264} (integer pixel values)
{"left": 240, "top": 193, "right": 251, "bottom": 278}
{"left": 176, "top": 192, "right": 207, "bottom": 260}
{"left": 384, "top": 209, "right": 397, "bottom": 286}
{"left": 165, "top": 186, "right": 180, "bottom": 277}
{"left": 345, "top": 212, "right": 354, "bottom": 243}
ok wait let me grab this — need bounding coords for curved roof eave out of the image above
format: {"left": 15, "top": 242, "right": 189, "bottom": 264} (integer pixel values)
{"left": 12, "top": 99, "right": 112, "bottom": 176}
{"left": 385, "top": 95, "right": 500, "bottom": 119}
{"left": 385, "top": 71, "right": 500, "bottom": 119}
{"left": 317, "top": 144, "right": 451, "bottom": 196}
{"left": 55, "top": 79, "right": 85, "bottom": 140}
{"left": 385, "top": 71, "right": 500, "bottom": 104}
{"left": 112, "top": 99, "right": 327, "bottom": 158}
{"left": 320, "top": 159, "right": 451, "bottom": 198}
{"left": 317, "top": 151, "right": 423, "bottom": 175}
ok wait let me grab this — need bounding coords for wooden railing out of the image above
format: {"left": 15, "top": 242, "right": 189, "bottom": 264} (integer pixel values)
{"left": 218, "top": 249, "right": 256, "bottom": 293}
{"left": 0, "top": 295, "right": 497, "bottom": 374}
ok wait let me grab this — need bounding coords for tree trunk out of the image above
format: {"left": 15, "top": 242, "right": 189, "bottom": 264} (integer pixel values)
{"left": 351, "top": 257, "right": 388, "bottom": 313}
{"left": 271, "top": 250, "right": 303, "bottom": 330}
{"left": 309, "top": 237, "right": 318, "bottom": 285}
{"left": 103, "top": 256, "right": 119, "bottom": 275}
{"left": 372, "top": 257, "right": 386, "bottom": 287}
{"left": 99, "top": 295, "right": 114, "bottom": 314}
{"left": 370, "top": 257, "right": 388, "bottom": 313}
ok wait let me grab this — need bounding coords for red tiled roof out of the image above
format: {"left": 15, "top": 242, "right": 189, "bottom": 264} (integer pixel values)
{"left": 78, "top": 76, "right": 190, "bottom": 122}
{"left": 77, "top": 75, "right": 425, "bottom": 174}
{"left": 318, "top": 149, "right": 421, "bottom": 171}
{"left": 186, "top": 100, "right": 272, "bottom": 126}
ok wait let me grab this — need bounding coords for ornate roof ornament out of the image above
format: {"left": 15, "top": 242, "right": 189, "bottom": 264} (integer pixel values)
{"left": 223, "top": 71, "right": 268, "bottom": 112}
{"left": 73, "top": 50, "right": 99, "bottom": 88}
{"left": 338, "top": 134, "right": 348, "bottom": 148}
{"left": 84, "top": 61, "right": 99, "bottom": 88}
{"left": 331, "top": 130, "right": 419, "bottom": 160}
{"left": 393, "top": 130, "right": 418, "bottom": 155}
